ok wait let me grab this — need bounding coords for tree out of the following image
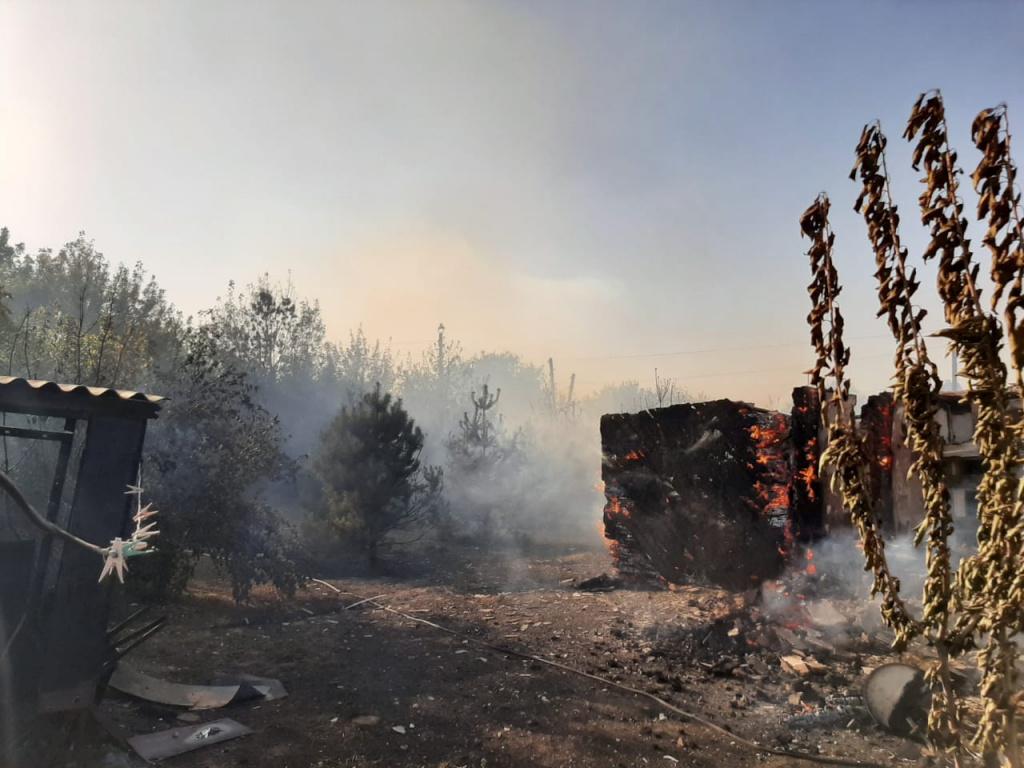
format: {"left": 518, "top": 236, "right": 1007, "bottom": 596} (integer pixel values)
{"left": 205, "top": 273, "right": 327, "bottom": 384}
{"left": 334, "top": 326, "right": 397, "bottom": 406}
{"left": 138, "top": 325, "right": 303, "bottom": 601}
{"left": 397, "top": 323, "right": 471, "bottom": 463}
{"left": 542, "top": 357, "right": 579, "bottom": 421}
{"left": 310, "top": 384, "right": 442, "bottom": 567}
{"left": 203, "top": 274, "right": 339, "bottom": 460}
{"left": 444, "top": 383, "right": 526, "bottom": 541}
{"left": 0, "top": 232, "right": 181, "bottom": 387}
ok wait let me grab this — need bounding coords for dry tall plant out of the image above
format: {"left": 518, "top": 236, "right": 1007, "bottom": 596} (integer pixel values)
{"left": 966, "top": 101, "right": 1024, "bottom": 765}
{"left": 904, "top": 91, "right": 1023, "bottom": 764}
{"left": 851, "top": 121, "right": 962, "bottom": 756}
{"left": 801, "top": 194, "right": 919, "bottom": 647}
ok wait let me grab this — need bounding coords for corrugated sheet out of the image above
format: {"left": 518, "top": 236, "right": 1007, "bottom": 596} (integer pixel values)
{"left": 0, "top": 376, "right": 166, "bottom": 404}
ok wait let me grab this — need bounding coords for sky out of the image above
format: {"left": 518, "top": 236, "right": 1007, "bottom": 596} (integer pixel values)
{"left": 1, "top": 0, "right": 1023, "bottom": 408}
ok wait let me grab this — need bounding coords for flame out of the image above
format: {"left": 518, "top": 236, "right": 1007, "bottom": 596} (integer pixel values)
{"left": 746, "top": 413, "right": 793, "bottom": 556}
{"left": 608, "top": 496, "right": 630, "bottom": 519}
{"left": 602, "top": 485, "right": 631, "bottom": 568}
{"left": 623, "top": 450, "right": 645, "bottom": 461}
{"left": 797, "top": 466, "right": 816, "bottom": 500}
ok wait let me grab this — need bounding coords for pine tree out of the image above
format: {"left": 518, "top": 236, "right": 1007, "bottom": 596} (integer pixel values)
{"left": 311, "top": 383, "right": 442, "bottom": 566}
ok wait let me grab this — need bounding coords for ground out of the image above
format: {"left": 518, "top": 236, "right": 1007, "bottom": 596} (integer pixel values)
{"left": 38, "top": 544, "right": 942, "bottom": 768}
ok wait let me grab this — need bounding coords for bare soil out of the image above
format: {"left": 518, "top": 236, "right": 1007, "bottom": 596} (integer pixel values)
{"left": 54, "top": 545, "right": 938, "bottom": 768}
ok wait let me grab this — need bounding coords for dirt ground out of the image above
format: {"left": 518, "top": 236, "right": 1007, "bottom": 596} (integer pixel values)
{"left": 43, "top": 544, "right": 945, "bottom": 768}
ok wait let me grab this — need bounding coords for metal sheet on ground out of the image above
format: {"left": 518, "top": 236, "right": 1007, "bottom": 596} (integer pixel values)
{"left": 109, "top": 664, "right": 263, "bottom": 710}
{"left": 128, "top": 718, "right": 253, "bottom": 761}
{"left": 209, "top": 673, "right": 288, "bottom": 701}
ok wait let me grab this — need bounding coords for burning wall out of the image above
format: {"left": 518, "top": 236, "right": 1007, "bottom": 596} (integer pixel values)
{"left": 600, "top": 399, "right": 799, "bottom": 591}
{"left": 599, "top": 382, "right": 979, "bottom": 592}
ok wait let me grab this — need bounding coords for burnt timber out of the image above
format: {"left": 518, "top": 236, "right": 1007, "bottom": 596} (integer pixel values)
{"left": 601, "top": 399, "right": 794, "bottom": 590}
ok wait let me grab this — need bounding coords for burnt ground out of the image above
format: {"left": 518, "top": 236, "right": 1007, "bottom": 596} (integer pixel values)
{"left": 25, "top": 545, "right": 958, "bottom": 768}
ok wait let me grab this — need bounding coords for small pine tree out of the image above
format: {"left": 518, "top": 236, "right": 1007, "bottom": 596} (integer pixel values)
{"left": 448, "top": 384, "right": 501, "bottom": 468}
{"left": 445, "top": 383, "right": 526, "bottom": 541}
{"left": 311, "top": 383, "right": 442, "bottom": 567}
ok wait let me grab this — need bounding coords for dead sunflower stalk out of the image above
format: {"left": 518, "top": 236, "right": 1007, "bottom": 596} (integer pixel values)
{"left": 851, "top": 121, "right": 962, "bottom": 757}
{"left": 904, "top": 90, "right": 1023, "bottom": 765}
{"left": 801, "top": 193, "right": 918, "bottom": 647}
{"left": 966, "top": 100, "right": 1024, "bottom": 765}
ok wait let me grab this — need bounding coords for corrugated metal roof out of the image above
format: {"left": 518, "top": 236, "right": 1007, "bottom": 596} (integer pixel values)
{"left": 0, "top": 376, "right": 166, "bottom": 404}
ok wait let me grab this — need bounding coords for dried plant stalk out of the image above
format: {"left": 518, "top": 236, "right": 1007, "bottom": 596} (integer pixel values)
{"left": 969, "top": 103, "right": 1024, "bottom": 764}
{"left": 801, "top": 194, "right": 919, "bottom": 648}
{"left": 851, "top": 122, "right": 961, "bottom": 755}
{"left": 905, "top": 90, "right": 1021, "bottom": 765}
{"left": 973, "top": 104, "right": 1024, "bottom": 390}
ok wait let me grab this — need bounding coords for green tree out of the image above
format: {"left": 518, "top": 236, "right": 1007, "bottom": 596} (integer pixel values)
{"left": 444, "top": 383, "right": 526, "bottom": 541}
{"left": 139, "top": 326, "right": 302, "bottom": 601}
{"left": 204, "top": 274, "right": 340, "bottom": 461}
{"left": 0, "top": 232, "right": 180, "bottom": 387}
{"left": 397, "top": 323, "right": 470, "bottom": 462}
{"left": 334, "top": 326, "right": 397, "bottom": 406}
{"left": 310, "top": 383, "right": 442, "bottom": 567}
{"left": 205, "top": 273, "right": 327, "bottom": 383}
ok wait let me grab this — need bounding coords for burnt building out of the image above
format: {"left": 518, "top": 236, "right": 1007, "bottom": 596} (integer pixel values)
{"left": 599, "top": 380, "right": 1014, "bottom": 590}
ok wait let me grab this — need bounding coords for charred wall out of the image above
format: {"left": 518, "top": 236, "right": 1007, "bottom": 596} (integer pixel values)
{"left": 601, "top": 400, "right": 790, "bottom": 591}
{"left": 790, "top": 386, "right": 824, "bottom": 542}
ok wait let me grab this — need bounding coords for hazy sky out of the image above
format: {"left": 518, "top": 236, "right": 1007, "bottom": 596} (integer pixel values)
{"left": 2, "top": 1, "right": 1022, "bottom": 407}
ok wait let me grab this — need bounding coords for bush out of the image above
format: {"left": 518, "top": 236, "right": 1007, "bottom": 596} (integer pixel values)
{"left": 133, "top": 328, "right": 305, "bottom": 602}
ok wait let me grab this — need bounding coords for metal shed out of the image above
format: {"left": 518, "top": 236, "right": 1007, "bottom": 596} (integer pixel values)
{"left": 0, "top": 377, "right": 164, "bottom": 718}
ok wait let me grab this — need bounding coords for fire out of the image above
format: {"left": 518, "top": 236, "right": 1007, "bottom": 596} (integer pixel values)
{"left": 623, "top": 450, "right": 645, "bottom": 461}
{"left": 797, "top": 466, "right": 816, "bottom": 500}
{"left": 805, "top": 548, "right": 817, "bottom": 576}
{"left": 747, "top": 413, "right": 791, "bottom": 524}
{"left": 799, "top": 436, "right": 819, "bottom": 501}
{"left": 608, "top": 496, "right": 630, "bottom": 519}
{"left": 602, "top": 483, "right": 632, "bottom": 569}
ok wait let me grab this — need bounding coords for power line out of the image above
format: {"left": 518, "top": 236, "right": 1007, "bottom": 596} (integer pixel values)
{"left": 669, "top": 352, "right": 894, "bottom": 381}
{"left": 572, "top": 334, "right": 894, "bottom": 361}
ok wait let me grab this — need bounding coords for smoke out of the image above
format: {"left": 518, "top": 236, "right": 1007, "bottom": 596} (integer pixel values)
{"left": 407, "top": 370, "right": 606, "bottom": 554}
{"left": 759, "top": 525, "right": 984, "bottom": 643}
